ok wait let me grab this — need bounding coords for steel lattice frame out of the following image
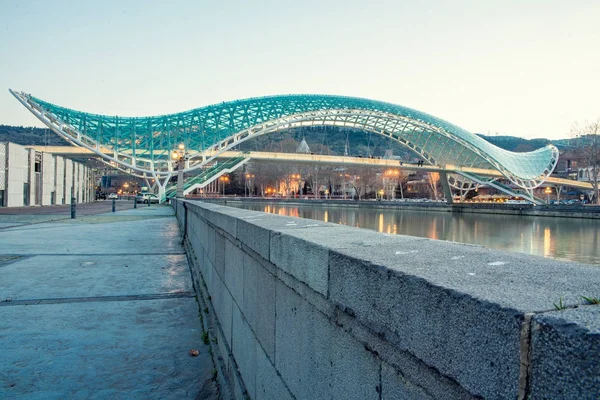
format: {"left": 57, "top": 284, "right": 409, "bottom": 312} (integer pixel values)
{"left": 10, "top": 90, "right": 558, "bottom": 190}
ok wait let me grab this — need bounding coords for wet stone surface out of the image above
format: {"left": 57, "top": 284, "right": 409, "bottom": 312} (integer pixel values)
{"left": 0, "top": 205, "right": 218, "bottom": 399}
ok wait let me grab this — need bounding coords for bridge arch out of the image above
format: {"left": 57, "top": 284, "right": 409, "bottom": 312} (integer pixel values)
{"left": 10, "top": 90, "right": 558, "bottom": 191}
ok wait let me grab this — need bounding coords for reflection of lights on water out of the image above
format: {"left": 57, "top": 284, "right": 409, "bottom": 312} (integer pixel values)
{"left": 544, "top": 227, "right": 552, "bottom": 257}
{"left": 242, "top": 204, "right": 598, "bottom": 264}
{"left": 429, "top": 219, "right": 438, "bottom": 240}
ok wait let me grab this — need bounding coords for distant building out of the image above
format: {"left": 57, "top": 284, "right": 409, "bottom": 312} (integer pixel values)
{"left": 577, "top": 167, "right": 600, "bottom": 182}
{"left": 0, "top": 142, "right": 94, "bottom": 207}
{"left": 296, "top": 138, "right": 311, "bottom": 154}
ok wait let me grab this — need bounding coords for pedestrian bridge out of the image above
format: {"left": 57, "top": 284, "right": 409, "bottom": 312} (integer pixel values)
{"left": 29, "top": 146, "right": 593, "bottom": 202}
{"left": 13, "top": 90, "right": 562, "bottom": 203}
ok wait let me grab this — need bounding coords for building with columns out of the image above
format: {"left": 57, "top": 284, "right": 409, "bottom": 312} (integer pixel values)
{"left": 0, "top": 142, "right": 95, "bottom": 207}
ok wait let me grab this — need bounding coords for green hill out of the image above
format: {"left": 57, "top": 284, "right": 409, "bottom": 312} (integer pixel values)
{"left": 0, "top": 124, "right": 574, "bottom": 156}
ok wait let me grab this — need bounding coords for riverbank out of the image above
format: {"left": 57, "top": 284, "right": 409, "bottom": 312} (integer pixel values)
{"left": 195, "top": 196, "right": 600, "bottom": 220}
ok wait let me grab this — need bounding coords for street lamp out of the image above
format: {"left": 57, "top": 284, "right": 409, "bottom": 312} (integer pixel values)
{"left": 544, "top": 186, "right": 552, "bottom": 204}
{"left": 245, "top": 173, "right": 255, "bottom": 197}
{"left": 172, "top": 143, "right": 189, "bottom": 198}
{"left": 220, "top": 175, "right": 230, "bottom": 197}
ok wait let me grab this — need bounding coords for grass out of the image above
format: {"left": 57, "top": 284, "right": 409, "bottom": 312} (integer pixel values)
{"left": 201, "top": 330, "right": 210, "bottom": 345}
{"left": 554, "top": 296, "right": 567, "bottom": 310}
{"left": 581, "top": 296, "right": 600, "bottom": 305}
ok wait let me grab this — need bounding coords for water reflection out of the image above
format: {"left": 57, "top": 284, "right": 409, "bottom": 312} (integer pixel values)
{"left": 245, "top": 204, "right": 600, "bottom": 265}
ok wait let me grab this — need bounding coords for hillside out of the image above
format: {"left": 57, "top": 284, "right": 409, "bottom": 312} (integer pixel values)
{"left": 0, "top": 125, "right": 69, "bottom": 146}
{"left": 0, "top": 124, "right": 574, "bottom": 156}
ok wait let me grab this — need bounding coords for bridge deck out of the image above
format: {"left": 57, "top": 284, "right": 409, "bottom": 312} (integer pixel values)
{"left": 29, "top": 146, "right": 593, "bottom": 190}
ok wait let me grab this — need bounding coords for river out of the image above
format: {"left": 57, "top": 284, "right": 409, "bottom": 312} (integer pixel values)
{"left": 236, "top": 203, "right": 600, "bottom": 266}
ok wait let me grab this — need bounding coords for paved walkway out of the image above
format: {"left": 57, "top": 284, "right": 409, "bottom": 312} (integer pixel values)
{"left": 0, "top": 205, "right": 218, "bottom": 399}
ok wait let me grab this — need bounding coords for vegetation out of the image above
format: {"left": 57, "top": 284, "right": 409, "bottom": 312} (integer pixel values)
{"left": 201, "top": 330, "right": 210, "bottom": 345}
{"left": 554, "top": 296, "right": 567, "bottom": 311}
{"left": 0, "top": 125, "right": 69, "bottom": 146}
{"left": 1, "top": 123, "right": 578, "bottom": 153}
{"left": 581, "top": 296, "right": 600, "bottom": 305}
{"left": 570, "top": 118, "right": 600, "bottom": 204}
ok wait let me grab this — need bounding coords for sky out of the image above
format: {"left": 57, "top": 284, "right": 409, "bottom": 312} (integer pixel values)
{"left": 0, "top": 0, "right": 598, "bottom": 140}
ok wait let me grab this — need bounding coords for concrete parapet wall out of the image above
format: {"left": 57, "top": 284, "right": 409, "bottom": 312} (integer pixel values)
{"left": 173, "top": 199, "right": 600, "bottom": 399}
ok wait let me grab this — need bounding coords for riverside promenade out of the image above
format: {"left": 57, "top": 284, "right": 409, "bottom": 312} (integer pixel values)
{"left": 0, "top": 203, "right": 218, "bottom": 399}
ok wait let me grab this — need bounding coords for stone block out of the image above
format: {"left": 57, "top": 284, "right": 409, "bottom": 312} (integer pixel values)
{"left": 529, "top": 306, "right": 600, "bottom": 398}
{"left": 215, "top": 314, "right": 231, "bottom": 375}
{"left": 381, "top": 362, "right": 433, "bottom": 400}
{"left": 232, "top": 304, "right": 257, "bottom": 399}
{"left": 236, "top": 219, "right": 271, "bottom": 260}
{"left": 207, "top": 207, "right": 238, "bottom": 238}
{"left": 256, "top": 340, "right": 293, "bottom": 400}
{"left": 328, "top": 250, "right": 521, "bottom": 399}
{"left": 209, "top": 264, "right": 222, "bottom": 321}
{"left": 224, "top": 239, "right": 244, "bottom": 306}
{"left": 275, "top": 280, "right": 380, "bottom": 400}
{"left": 270, "top": 231, "right": 330, "bottom": 296}
{"left": 276, "top": 267, "right": 336, "bottom": 320}
{"left": 187, "top": 220, "right": 202, "bottom": 255}
{"left": 197, "top": 217, "right": 208, "bottom": 247}
{"left": 202, "top": 250, "right": 213, "bottom": 289}
{"left": 218, "top": 280, "right": 234, "bottom": 349}
{"left": 243, "top": 252, "right": 276, "bottom": 359}
{"left": 331, "top": 236, "right": 600, "bottom": 313}
{"left": 206, "top": 225, "right": 216, "bottom": 267}
{"left": 214, "top": 232, "right": 226, "bottom": 279}
{"left": 334, "top": 307, "right": 475, "bottom": 399}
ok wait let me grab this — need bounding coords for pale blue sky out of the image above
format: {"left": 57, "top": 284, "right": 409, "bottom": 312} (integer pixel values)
{"left": 1, "top": 0, "right": 598, "bottom": 140}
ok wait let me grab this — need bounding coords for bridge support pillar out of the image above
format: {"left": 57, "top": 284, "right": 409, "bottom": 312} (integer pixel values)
{"left": 439, "top": 171, "right": 454, "bottom": 205}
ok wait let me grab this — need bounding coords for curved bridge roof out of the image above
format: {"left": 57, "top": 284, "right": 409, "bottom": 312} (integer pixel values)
{"left": 12, "top": 91, "right": 558, "bottom": 189}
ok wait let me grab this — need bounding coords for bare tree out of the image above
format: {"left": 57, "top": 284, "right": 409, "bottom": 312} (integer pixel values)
{"left": 344, "top": 166, "right": 367, "bottom": 199}
{"left": 427, "top": 172, "right": 440, "bottom": 200}
{"left": 571, "top": 118, "right": 600, "bottom": 204}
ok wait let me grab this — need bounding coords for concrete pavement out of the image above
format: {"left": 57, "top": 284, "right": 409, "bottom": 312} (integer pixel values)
{"left": 0, "top": 205, "right": 218, "bottom": 399}
{"left": 0, "top": 200, "right": 143, "bottom": 228}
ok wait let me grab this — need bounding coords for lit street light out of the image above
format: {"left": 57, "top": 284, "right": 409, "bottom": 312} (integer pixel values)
{"left": 220, "top": 175, "right": 230, "bottom": 197}
{"left": 544, "top": 186, "right": 552, "bottom": 204}
{"left": 245, "top": 173, "right": 255, "bottom": 197}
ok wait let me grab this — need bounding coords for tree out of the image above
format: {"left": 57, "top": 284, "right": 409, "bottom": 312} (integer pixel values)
{"left": 571, "top": 118, "right": 600, "bottom": 204}
{"left": 427, "top": 172, "right": 440, "bottom": 200}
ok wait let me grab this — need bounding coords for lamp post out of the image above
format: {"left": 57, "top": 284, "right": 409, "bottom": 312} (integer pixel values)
{"left": 220, "top": 175, "right": 230, "bottom": 197}
{"left": 245, "top": 173, "right": 255, "bottom": 197}
{"left": 172, "top": 143, "right": 189, "bottom": 198}
{"left": 544, "top": 186, "right": 552, "bottom": 204}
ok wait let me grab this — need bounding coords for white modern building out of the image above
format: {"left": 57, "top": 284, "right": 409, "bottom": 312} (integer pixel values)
{"left": 0, "top": 142, "right": 95, "bottom": 207}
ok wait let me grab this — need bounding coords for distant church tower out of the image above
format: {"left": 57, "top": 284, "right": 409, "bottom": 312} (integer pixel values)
{"left": 296, "top": 137, "right": 311, "bottom": 154}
